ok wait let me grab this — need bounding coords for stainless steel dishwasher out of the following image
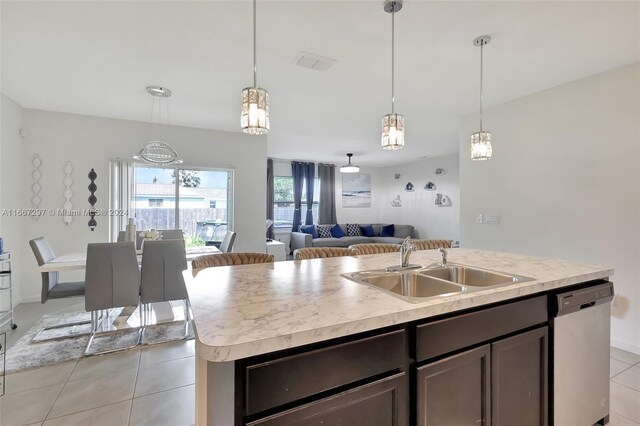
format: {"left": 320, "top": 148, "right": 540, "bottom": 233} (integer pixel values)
{"left": 552, "top": 281, "right": 614, "bottom": 426}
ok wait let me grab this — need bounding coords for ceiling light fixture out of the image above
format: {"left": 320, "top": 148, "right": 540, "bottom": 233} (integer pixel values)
{"left": 381, "top": 0, "right": 405, "bottom": 151}
{"left": 471, "top": 35, "right": 492, "bottom": 161}
{"left": 134, "top": 86, "right": 183, "bottom": 165}
{"left": 340, "top": 153, "right": 360, "bottom": 173}
{"left": 241, "top": 0, "right": 269, "bottom": 135}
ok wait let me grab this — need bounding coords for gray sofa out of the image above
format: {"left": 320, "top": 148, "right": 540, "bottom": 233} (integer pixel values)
{"left": 290, "top": 223, "right": 414, "bottom": 252}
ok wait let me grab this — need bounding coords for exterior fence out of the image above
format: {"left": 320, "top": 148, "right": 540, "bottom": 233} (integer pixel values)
{"left": 133, "top": 208, "right": 227, "bottom": 241}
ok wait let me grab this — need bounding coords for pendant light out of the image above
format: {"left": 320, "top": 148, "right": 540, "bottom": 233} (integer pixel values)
{"left": 381, "top": 0, "right": 404, "bottom": 151}
{"left": 340, "top": 153, "right": 360, "bottom": 173}
{"left": 134, "top": 86, "right": 183, "bottom": 165}
{"left": 241, "top": 0, "right": 270, "bottom": 135}
{"left": 471, "top": 35, "right": 492, "bottom": 160}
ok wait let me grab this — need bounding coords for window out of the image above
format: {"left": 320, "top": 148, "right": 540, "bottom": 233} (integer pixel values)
{"left": 131, "top": 165, "right": 233, "bottom": 247}
{"left": 273, "top": 176, "right": 319, "bottom": 228}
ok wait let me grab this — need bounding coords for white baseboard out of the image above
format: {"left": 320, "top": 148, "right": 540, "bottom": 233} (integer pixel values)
{"left": 17, "top": 295, "right": 40, "bottom": 305}
{"left": 611, "top": 338, "right": 640, "bottom": 356}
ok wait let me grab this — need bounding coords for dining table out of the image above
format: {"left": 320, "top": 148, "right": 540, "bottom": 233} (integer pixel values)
{"left": 39, "top": 245, "right": 222, "bottom": 273}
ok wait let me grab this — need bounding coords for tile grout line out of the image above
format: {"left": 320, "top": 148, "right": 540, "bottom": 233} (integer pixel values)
{"left": 40, "top": 359, "right": 79, "bottom": 423}
{"left": 132, "top": 380, "right": 196, "bottom": 401}
{"left": 127, "top": 350, "right": 143, "bottom": 426}
{"left": 42, "top": 399, "right": 134, "bottom": 423}
{"left": 612, "top": 410, "right": 640, "bottom": 426}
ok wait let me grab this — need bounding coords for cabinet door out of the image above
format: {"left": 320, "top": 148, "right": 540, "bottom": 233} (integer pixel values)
{"left": 416, "top": 345, "right": 491, "bottom": 426}
{"left": 247, "top": 372, "right": 407, "bottom": 426}
{"left": 491, "top": 327, "right": 548, "bottom": 426}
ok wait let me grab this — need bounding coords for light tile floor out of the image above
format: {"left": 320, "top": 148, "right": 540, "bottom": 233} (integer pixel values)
{"left": 1, "top": 300, "right": 639, "bottom": 425}
{"left": 1, "top": 340, "right": 196, "bottom": 426}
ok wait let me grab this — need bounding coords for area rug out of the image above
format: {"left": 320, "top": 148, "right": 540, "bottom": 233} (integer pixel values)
{"left": 3, "top": 306, "right": 194, "bottom": 374}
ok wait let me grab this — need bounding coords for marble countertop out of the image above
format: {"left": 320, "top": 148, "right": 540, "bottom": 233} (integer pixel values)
{"left": 184, "top": 248, "right": 613, "bottom": 362}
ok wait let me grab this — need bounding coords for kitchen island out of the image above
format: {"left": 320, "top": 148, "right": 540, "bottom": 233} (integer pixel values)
{"left": 184, "top": 248, "right": 613, "bottom": 426}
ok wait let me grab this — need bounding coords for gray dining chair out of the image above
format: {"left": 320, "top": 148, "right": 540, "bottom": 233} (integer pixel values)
{"left": 29, "top": 237, "right": 89, "bottom": 342}
{"left": 84, "top": 242, "right": 141, "bottom": 356}
{"left": 139, "top": 239, "right": 189, "bottom": 345}
{"left": 219, "top": 231, "right": 236, "bottom": 253}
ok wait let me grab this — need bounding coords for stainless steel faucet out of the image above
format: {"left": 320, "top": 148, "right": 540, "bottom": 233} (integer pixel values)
{"left": 438, "top": 247, "right": 448, "bottom": 266}
{"left": 400, "top": 236, "right": 415, "bottom": 268}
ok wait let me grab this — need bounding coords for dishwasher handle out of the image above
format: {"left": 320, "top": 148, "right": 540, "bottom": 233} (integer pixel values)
{"left": 554, "top": 281, "right": 614, "bottom": 317}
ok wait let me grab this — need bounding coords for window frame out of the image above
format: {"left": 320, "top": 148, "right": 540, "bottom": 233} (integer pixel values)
{"left": 273, "top": 175, "right": 319, "bottom": 229}
{"left": 131, "top": 162, "right": 234, "bottom": 233}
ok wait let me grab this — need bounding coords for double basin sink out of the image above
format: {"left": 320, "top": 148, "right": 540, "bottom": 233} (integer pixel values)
{"left": 343, "top": 264, "right": 533, "bottom": 303}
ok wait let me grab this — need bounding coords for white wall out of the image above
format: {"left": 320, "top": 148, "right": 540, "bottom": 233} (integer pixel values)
{"left": 17, "top": 109, "right": 266, "bottom": 302}
{"left": 460, "top": 63, "right": 640, "bottom": 353}
{"left": 0, "top": 94, "right": 24, "bottom": 309}
{"left": 380, "top": 155, "right": 460, "bottom": 240}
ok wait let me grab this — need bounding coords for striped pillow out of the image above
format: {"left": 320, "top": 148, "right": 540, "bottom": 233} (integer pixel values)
{"left": 316, "top": 225, "right": 333, "bottom": 238}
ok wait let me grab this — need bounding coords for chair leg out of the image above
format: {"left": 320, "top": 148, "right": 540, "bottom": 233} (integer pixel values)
{"left": 140, "top": 300, "right": 190, "bottom": 346}
{"left": 32, "top": 317, "right": 92, "bottom": 343}
{"left": 84, "top": 308, "right": 142, "bottom": 357}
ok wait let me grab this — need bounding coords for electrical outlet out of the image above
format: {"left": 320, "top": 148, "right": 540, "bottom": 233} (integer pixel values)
{"left": 476, "top": 214, "right": 483, "bottom": 224}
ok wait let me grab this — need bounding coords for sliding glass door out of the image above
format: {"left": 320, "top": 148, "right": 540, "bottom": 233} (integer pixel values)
{"left": 131, "top": 165, "right": 232, "bottom": 247}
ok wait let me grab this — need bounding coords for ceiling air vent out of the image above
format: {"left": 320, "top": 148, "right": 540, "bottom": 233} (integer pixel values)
{"left": 295, "top": 52, "right": 337, "bottom": 71}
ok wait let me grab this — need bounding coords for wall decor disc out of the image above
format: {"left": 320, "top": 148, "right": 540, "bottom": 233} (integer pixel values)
{"left": 63, "top": 161, "right": 73, "bottom": 226}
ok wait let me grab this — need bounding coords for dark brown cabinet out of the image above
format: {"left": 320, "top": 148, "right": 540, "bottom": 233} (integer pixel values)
{"left": 492, "top": 327, "right": 548, "bottom": 426}
{"left": 237, "top": 295, "right": 551, "bottom": 426}
{"left": 247, "top": 372, "right": 408, "bottom": 426}
{"left": 416, "top": 345, "right": 491, "bottom": 426}
{"left": 416, "top": 326, "right": 548, "bottom": 426}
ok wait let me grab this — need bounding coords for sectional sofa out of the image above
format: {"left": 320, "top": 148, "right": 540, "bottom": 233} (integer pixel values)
{"left": 290, "top": 223, "right": 414, "bottom": 252}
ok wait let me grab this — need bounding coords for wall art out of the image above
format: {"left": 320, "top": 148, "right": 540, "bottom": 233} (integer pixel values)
{"left": 31, "top": 154, "right": 42, "bottom": 222}
{"left": 405, "top": 182, "right": 414, "bottom": 192}
{"left": 88, "top": 168, "right": 97, "bottom": 231}
{"left": 424, "top": 181, "right": 436, "bottom": 191}
{"left": 391, "top": 195, "right": 402, "bottom": 207}
{"left": 62, "top": 161, "right": 73, "bottom": 226}
{"left": 342, "top": 173, "right": 371, "bottom": 208}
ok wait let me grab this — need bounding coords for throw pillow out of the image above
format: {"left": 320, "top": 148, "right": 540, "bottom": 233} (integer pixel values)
{"left": 316, "top": 225, "right": 333, "bottom": 239}
{"left": 359, "top": 224, "right": 375, "bottom": 238}
{"left": 331, "top": 224, "right": 346, "bottom": 238}
{"left": 346, "top": 223, "right": 362, "bottom": 237}
{"left": 300, "top": 225, "right": 318, "bottom": 239}
{"left": 381, "top": 224, "right": 395, "bottom": 238}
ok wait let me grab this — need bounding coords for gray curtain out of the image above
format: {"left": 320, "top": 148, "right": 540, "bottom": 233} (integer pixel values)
{"left": 317, "top": 163, "right": 337, "bottom": 224}
{"left": 266, "top": 159, "right": 274, "bottom": 239}
{"left": 291, "top": 161, "right": 305, "bottom": 232}
{"left": 108, "top": 159, "right": 133, "bottom": 242}
{"left": 304, "top": 162, "right": 315, "bottom": 225}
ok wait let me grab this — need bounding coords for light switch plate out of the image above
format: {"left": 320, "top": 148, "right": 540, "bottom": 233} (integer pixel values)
{"left": 485, "top": 215, "right": 500, "bottom": 225}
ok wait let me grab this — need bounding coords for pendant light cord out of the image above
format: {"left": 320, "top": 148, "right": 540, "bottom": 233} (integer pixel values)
{"left": 253, "top": 0, "right": 257, "bottom": 87}
{"left": 391, "top": 11, "right": 395, "bottom": 114}
{"left": 479, "top": 41, "right": 484, "bottom": 132}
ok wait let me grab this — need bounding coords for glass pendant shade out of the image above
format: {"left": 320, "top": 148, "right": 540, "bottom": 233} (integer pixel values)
{"left": 241, "top": 87, "right": 269, "bottom": 135}
{"left": 381, "top": 113, "right": 405, "bottom": 150}
{"left": 470, "top": 131, "right": 492, "bottom": 160}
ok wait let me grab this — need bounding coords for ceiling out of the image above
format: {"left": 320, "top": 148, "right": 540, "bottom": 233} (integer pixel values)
{"left": 2, "top": 1, "right": 639, "bottom": 166}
